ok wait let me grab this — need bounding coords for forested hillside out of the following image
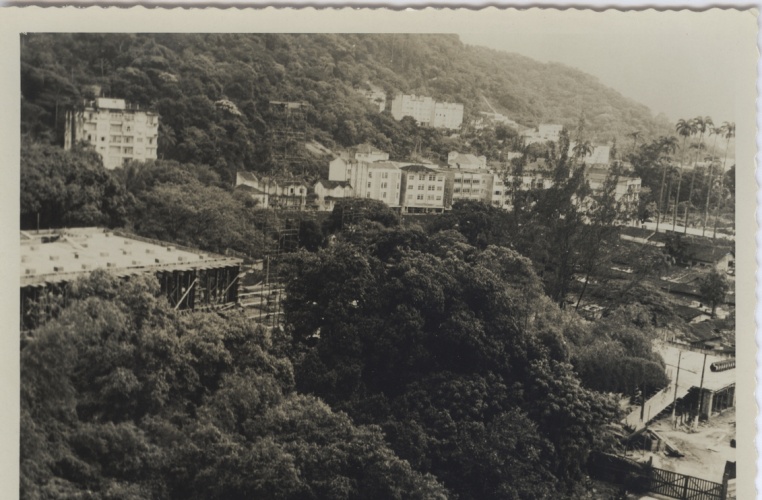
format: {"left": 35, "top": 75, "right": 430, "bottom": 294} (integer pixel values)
{"left": 21, "top": 33, "right": 670, "bottom": 183}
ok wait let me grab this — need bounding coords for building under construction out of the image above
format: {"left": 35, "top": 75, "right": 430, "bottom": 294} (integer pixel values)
{"left": 20, "top": 228, "right": 242, "bottom": 329}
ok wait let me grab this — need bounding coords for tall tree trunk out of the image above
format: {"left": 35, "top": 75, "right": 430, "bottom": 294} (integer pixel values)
{"left": 672, "top": 136, "right": 688, "bottom": 232}
{"left": 712, "top": 137, "right": 732, "bottom": 239}
{"left": 702, "top": 133, "right": 720, "bottom": 236}
{"left": 684, "top": 132, "right": 705, "bottom": 233}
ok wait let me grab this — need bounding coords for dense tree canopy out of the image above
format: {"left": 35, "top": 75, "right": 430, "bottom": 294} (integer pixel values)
{"left": 21, "top": 33, "right": 672, "bottom": 182}
{"left": 21, "top": 271, "right": 447, "bottom": 499}
{"left": 283, "top": 224, "right": 623, "bottom": 499}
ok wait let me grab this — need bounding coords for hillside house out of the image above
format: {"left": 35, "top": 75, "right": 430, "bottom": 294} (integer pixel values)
{"left": 313, "top": 179, "right": 353, "bottom": 211}
{"left": 235, "top": 171, "right": 308, "bottom": 210}
{"left": 447, "top": 151, "right": 488, "bottom": 170}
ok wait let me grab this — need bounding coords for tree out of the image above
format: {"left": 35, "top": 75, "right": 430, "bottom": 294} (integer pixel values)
{"left": 699, "top": 269, "right": 731, "bottom": 318}
{"left": 284, "top": 228, "right": 621, "bottom": 499}
{"left": 673, "top": 118, "right": 696, "bottom": 231}
{"left": 22, "top": 270, "right": 447, "bottom": 499}
{"left": 713, "top": 122, "right": 735, "bottom": 239}
{"left": 20, "top": 142, "right": 130, "bottom": 230}
{"left": 702, "top": 125, "right": 724, "bottom": 236}
{"left": 683, "top": 116, "right": 712, "bottom": 233}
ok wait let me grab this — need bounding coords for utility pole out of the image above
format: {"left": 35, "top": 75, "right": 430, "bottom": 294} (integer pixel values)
{"left": 671, "top": 350, "right": 682, "bottom": 429}
{"left": 694, "top": 353, "right": 708, "bottom": 429}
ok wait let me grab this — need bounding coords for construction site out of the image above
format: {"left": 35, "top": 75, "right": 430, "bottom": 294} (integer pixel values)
{"left": 20, "top": 228, "right": 243, "bottom": 329}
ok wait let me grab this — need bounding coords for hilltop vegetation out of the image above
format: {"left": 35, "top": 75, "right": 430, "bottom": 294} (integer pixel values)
{"left": 22, "top": 33, "right": 671, "bottom": 183}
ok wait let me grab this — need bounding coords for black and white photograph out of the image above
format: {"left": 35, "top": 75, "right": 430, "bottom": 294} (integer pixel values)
{"left": 3, "top": 6, "right": 757, "bottom": 500}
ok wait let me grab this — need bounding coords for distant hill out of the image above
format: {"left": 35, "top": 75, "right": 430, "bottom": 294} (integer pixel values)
{"left": 21, "top": 33, "right": 672, "bottom": 181}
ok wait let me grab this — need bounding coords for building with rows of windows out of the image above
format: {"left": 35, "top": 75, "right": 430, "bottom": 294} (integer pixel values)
{"left": 64, "top": 98, "right": 159, "bottom": 170}
{"left": 399, "top": 164, "right": 447, "bottom": 213}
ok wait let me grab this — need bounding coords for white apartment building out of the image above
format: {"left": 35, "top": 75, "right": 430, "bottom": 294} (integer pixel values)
{"left": 65, "top": 98, "right": 159, "bottom": 170}
{"left": 521, "top": 123, "right": 564, "bottom": 145}
{"left": 390, "top": 94, "right": 463, "bottom": 130}
{"left": 328, "top": 157, "right": 402, "bottom": 208}
{"left": 400, "top": 165, "right": 446, "bottom": 213}
{"left": 432, "top": 101, "right": 465, "bottom": 130}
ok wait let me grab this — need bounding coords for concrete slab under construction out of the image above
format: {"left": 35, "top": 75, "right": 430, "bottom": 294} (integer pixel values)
{"left": 20, "top": 228, "right": 243, "bottom": 328}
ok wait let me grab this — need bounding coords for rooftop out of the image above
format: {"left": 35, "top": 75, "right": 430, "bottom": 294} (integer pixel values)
{"left": 400, "top": 164, "right": 439, "bottom": 174}
{"left": 316, "top": 179, "right": 352, "bottom": 189}
{"left": 21, "top": 228, "right": 241, "bottom": 287}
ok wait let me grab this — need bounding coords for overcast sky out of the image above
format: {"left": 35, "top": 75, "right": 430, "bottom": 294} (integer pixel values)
{"left": 459, "top": 9, "right": 755, "bottom": 127}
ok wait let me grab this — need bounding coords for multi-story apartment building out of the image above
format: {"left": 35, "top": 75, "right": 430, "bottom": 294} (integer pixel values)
{"left": 328, "top": 157, "right": 402, "bottom": 208}
{"left": 432, "top": 101, "right": 465, "bottom": 130}
{"left": 521, "top": 123, "right": 564, "bottom": 145}
{"left": 65, "top": 98, "right": 159, "bottom": 170}
{"left": 440, "top": 168, "right": 495, "bottom": 208}
{"left": 390, "top": 94, "right": 463, "bottom": 130}
{"left": 400, "top": 165, "right": 446, "bottom": 213}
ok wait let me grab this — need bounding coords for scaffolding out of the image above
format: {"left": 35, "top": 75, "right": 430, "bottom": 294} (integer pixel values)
{"left": 268, "top": 100, "right": 308, "bottom": 161}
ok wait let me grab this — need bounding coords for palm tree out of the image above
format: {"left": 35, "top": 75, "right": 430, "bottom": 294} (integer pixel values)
{"left": 673, "top": 118, "right": 696, "bottom": 231}
{"left": 702, "top": 125, "right": 724, "bottom": 236}
{"left": 683, "top": 116, "right": 712, "bottom": 233}
{"left": 713, "top": 122, "right": 735, "bottom": 238}
{"left": 655, "top": 136, "right": 678, "bottom": 233}
{"left": 572, "top": 140, "right": 593, "bottom": 162}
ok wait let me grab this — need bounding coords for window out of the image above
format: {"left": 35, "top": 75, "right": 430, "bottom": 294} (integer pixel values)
{"left": 437, "top": 176, "right": 443, "bottom": 182}
{"left": 87, "top": 134, "right": 92, "bottom": 141}
{"left": 382, "top": 172, "right": 389, "bottom": 179}
{"left": 382, "top": 192, "right": 387, "bottom": 198}
{"left": 418, "top": 185, "right": 424, "bottom": 190}
{"left": 147, "top": 137, "right": 153, "bottom": 145}
{"left": 368, "top": 182, "right": 372, "bottom": 188}
{"left": 416, "top": 194, "right": 424, "bottom": 200}
{"left": 437, "top": 186, "right": 443, "bottom": 191}
{"left": 454, "top": 188, "right": 461, "bottom": 193}
{"left": 463, "top": 179, "right": 471, "bottom": 184}
{"left": 101, "top": 137, "right": 106, "bottom": 142}
{"left": 125, "top": 126, "right": 132, "bottom": 132}
{"left": 124, "top": 147, "right": 134, "bottom": 155}
{"left": 381, "top": 182, "right": 388, "bottom": 188}
{"left": 428, "top": 175, "right": 436, "bottom": 181}
{"left": 427, "top": 195, "right": 433, "bottom": 200}
{"left": 396, "top": 184, "right": 400, "bottom": 189}
{"left": 473, "top": 179, "right": 480, "bottom": 184}
{"left": 495, "top": 191, "right": 502, "bottom": 195}
{"left": 369, "top": 172, "right": 372, "bottom": 178}
{"left": 419, "top": 175, "right": 425, "bottom": 181}
{"left": 454, "top": 178, "right": 462, "bottom": 184}
{"left": 436, "top": 196, "right": 442, "bottom": 200}
{"left": 124, "top": 136, "right": 134, "bottom": 144}
{"left": 409, "top": 174, "right": 415, "bottom": 180}
{"left": 428, "top": 185, "right": 435, "bottom": 191}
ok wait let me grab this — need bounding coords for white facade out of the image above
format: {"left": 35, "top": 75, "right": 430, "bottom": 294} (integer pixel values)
{"left": 432, "top": 102, "right": 464, "bottom": 130}
{"left": 390, "top": 94, "right": 463, "bottom": 130}
{"left": 400, "top": 165, "right": 446, "bottom": 213}
{"left": 328, "top": 157, "right": 402, "bottom": 208}
{"left": 65, "top": 98, "right": 159, "bottom": 170}
{"left": 522, "top": 123, "right": 563, "bottom": 145}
